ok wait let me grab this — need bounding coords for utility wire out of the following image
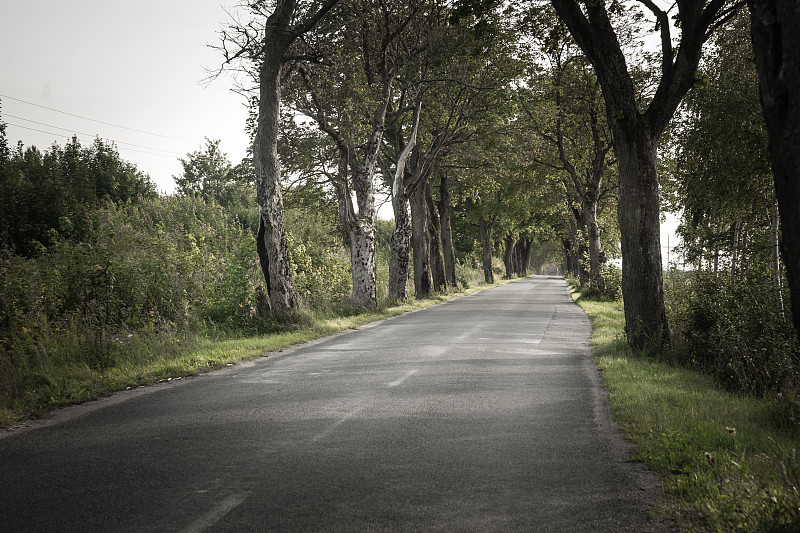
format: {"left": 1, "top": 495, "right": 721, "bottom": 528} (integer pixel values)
{"left": 5, "top": 114, "right": 183, "bottom": 155}
{"left": 0, "top": 93, "right": 202, "bottom": 144}
{"left": 7, "top": 122, "right": 180, "bottom": 159}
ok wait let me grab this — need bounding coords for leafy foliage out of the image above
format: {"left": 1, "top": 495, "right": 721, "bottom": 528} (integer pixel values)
{"left": 665, "top": 269, "right": 800, "bottom": 401}
{"left": 0, "top": 135, "right": 157, "bottom": 255}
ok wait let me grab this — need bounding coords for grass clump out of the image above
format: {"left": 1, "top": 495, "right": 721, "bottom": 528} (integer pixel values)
{"left": 570, "top": 284, "right": 800, "bottom": 532}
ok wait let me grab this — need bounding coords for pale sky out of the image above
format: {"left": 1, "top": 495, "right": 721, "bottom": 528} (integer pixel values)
{"left": 0, "top": 0, "right": 680, "bottom": 262}
{"left": 0, "top": 0, "right": 250, "bottom": 194}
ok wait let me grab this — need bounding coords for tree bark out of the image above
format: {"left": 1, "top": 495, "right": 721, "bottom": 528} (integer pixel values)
{"left": 388, "top": 192, "right": 411, "bottom": 300}
{"left": 426, "top": 179, "right": 447, "bottom": 292}
{"left": 349, "top": 217, "right": 377, "bottom": 307}
{"left": 438, "top": 174, "right": 459, "bottom": 289}
{"left": 386, "top": 101, "right": 421, "bottom": 301}
{"left": 583, "top": 195, "right": 602, "bottom": 288}
{"left": 613, "top": 121, "right": 668, "bottom": 348}
{"left": 410, "top": 185, "right": 432, "bottom": 298}
{"left": 253, "top": 15, "right": 298, "bottom": 312}
{"left": 249, "top": 0, "right": 341, "bottom": 312}
{"left": 478, "top": 216, "right": 495, "bottom": 284}
{"left": 333, "top": 150, "right": 352, "bottom": 250}
{"left": 515, "top": 237, "right": 533, "bottom": 277}
{"left": 749, "top": 0, "right": 800, "bottom": 340}
{"left": 504, "top": 234, "right": 516, "bottom": 279}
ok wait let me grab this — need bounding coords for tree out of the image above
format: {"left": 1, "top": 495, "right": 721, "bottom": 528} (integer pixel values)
{"left": 174, "top": 138, "right": 231, "bottom": 199}
{"left": 286, "top": 0, "right": 428, "bottom": 306}
{"left": 749, "top": 0, "right": 800, "bottom": 344}
{"left": 216, "top": 0, "right": 341, "bottom": 312}
{"left": 550, "top": 0, "right": 745, "bottom": 350}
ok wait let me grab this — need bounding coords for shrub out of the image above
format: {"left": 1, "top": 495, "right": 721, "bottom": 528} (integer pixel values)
{"left": 664, "top": 269, "right": 800, "bottom": 399}
{"left": 582, "top": 262, "right": 622, "bottom": 301}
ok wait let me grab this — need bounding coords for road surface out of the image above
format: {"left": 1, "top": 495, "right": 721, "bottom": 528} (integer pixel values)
{"left": 0, "top": 276, "right": 672, "bottom": 532}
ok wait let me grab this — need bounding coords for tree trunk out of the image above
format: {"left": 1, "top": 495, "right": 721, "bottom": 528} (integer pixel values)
{"left": 333, "top": 151, "right": 352, "bottom": 250}
{"left": 750, "top": 0, "right": 800, "bottom": 341}
{"left": 410, "top": 186, "right": 432, "bottom": 298}
{"left": 516, "top": 237, "right": 533, "bottom": 276}
{"left": 348, "top": 157, "right": 378, "bottom": 307}
{"left": 583, "top": 199, "right": 602, "bottom": 288}
{"left": 388, "top": 190, "right": 411, "bottom": 300}
{"left": 426, "top": 180, "right": 446, "bottom": 292}
{"left": 386, "top": 102, "right": 420, "bottom": 302}
{"left": 253, "top": 27, "right": 298, "bottom": 312}
{"left": 478, "top": 216, "right": 494, "bottom": 284}
{"left": 504, "top": 234, "right": 516, "bottom": 279}
{"left": 614, "top": 122, "right": 668, "bottom": 349}
{"left": 438, "top": 174, "right": 459, "bottom": 289}
{"left": 349, "top": 218, "right": 377, "bottom": 307}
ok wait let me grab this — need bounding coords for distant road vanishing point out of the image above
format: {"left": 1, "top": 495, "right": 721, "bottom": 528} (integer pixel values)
{"left": 0, "top": 276, "right": 673, "bottom": 532}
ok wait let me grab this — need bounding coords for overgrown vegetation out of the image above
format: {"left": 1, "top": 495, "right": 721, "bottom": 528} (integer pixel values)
{"left": 0, "top": 130, "right": 501, "bottom": 426}
{"left": 571, "top": 285, "right": 800, "bottom": 532}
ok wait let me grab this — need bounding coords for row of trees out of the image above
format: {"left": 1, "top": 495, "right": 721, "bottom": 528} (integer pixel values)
{"left": 214, "top": 0, "right": 623, "bottom": 317}
{"left": 218, "top": 0, "right": 800, "bottom": 356}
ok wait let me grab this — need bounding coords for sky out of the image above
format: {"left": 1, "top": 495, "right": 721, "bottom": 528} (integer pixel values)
{"left": 0, "top": 0, "right": 681, "bottom": 264}
{"left": 0, "top": 0, "right": 250, "bottom": 195}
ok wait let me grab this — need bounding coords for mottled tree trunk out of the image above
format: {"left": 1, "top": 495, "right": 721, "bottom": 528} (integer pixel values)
{"left": 348, "top": 152, "right": 379, "bottom": 307}
{"left": 386, "top": 102, "right": 420, "bottom": 301}
{"left": 478, "top": 216, "right": 494, "bottom": 284}
{"left": 410, "top": 186, "right": 432, "bottom": 298}
{"left": 438, "top": 174, "right": 459, "bottom": 289}
{"left": 253, "top": 26, "right": 298, "bottom": 312}
{"left": 388, "top": 193, "right": 411, "bottom": 300}
{"left": 349, "top": 216, "right": 377, "bottom": 307}
{"left": 750, "top": 0, "right": 800, "bottom": 342}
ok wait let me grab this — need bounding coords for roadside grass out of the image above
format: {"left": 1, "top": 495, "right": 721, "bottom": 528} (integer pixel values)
{"left": 0, "top": 279, "right": 511, "bottom": 429}
{"left": 570, "top": 286, "right": 800, "bottom": 532}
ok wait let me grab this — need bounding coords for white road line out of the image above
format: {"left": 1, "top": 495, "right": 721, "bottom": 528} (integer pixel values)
{"left": 181, "top": 493, "right": 247, "bottom": 533}
{"left": 311, "top": 406, "right": 365, "bottom": 442}
{"left": 387, "top": 369, "right": 418, "bottom": 388}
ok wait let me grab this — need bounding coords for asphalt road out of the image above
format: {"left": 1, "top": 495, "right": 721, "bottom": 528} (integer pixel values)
{"left": 0, "top": 276, "right": 672, "bottom": 532}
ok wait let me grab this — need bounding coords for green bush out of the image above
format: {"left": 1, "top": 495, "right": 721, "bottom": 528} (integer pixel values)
{"left": 582, "top": 262, "right": 622, "bottom": 301}
{"left": 665, "top": 269, "right": 800, "bottom": 399}
{"left": 0, "top": 196, "right": 261, "bottom": 410}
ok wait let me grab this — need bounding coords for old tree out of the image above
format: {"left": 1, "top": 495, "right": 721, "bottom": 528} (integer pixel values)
{"left": 550, "top": 0, "right": 745, "bottom": 349}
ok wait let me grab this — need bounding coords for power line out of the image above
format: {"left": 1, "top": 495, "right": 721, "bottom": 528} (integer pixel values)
{"left": 5, "top": 114, "right": 184, "bottom": 156}
{"left": 0, "top": 93, "right": 202, "bottom": 144}
{"left": 6, "top": 122, "right": 180, "bottom": 159}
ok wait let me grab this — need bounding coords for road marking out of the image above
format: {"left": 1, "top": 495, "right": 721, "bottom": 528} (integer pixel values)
{"left": 388, "top": 369, "right": 418, "bottom": 388}
{"left": 311, "top": 406, "right": 365, "bottom": 442}
{"left": 181, "top": 493, "right": 247, "bottom": 533}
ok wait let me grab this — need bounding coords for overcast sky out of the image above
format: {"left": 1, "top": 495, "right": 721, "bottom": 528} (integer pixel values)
{"left": 0, "top": 0, "right": 249, "bottom": 194}
{"left": 0, "top": 1, "right": 681, "bottom": 262}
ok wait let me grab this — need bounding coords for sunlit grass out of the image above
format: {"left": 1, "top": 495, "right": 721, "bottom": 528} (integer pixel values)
{"left": 570, "top": 283, "right": 800, "bottom": 532}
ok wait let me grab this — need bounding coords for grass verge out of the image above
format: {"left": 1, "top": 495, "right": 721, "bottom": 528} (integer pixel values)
{"left": 570, "top": 285, "right": 800, "bottom": 532}
{"left": 1, "top": 279, "right": 512, "bottom": 429}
